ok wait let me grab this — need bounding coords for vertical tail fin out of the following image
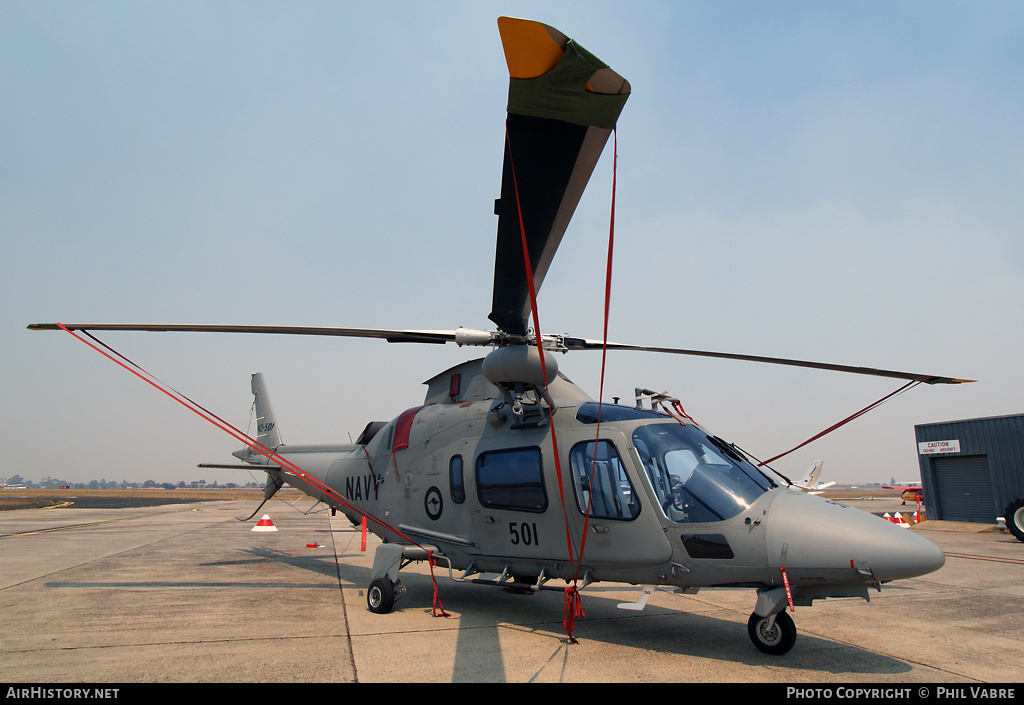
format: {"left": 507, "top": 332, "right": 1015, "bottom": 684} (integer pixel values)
{"left": 251, "top": 372, "right": 282, "bottom": 449}
{"left": 793, "top": 461, "right": 834, "bottom": 492}
{"left": 798, "top": 460, "right": 824, "bottom": 488}
{"left": 228, "top": 373, "right": 285, "bottom": 517}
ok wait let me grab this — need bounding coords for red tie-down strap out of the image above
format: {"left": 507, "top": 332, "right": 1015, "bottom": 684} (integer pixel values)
{"left": 428, "top": 554, "right": 450, "bottom": 617}
{"left": 562, "top": 585, "right": 586, "bottom": 644}
{"left": 760, "top": 380, "right": 920, "bottom": 467}
{"left": 780, "top": 567, "right": 794, "bottom": 612}
{"left": 54, "top": 323, "right": 451, "bottom": 614}
{"left": 577, "top": 130, "right": 619, "bottom": 586}
{"left": 504, "top": 125, "right": 621, "bottom": 643}
{"left": 503, "top": 122, "right": 579, "bottom": 588}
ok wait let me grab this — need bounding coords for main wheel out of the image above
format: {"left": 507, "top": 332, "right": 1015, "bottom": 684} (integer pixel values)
{"left": 747, "top": 610, "right": 797, "bottom": 655}
{"left": 1005, "top": 498, "right": 1024, "bottom": 543}
{"left": 367, "top": 577, "right": 396, "bottom": 614}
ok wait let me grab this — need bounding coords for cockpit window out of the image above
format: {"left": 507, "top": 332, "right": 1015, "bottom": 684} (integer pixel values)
{"left": 632, "top": 424, "right": 770, "bottom": 523}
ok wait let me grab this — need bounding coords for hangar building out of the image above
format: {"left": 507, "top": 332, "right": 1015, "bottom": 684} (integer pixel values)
{"left": 914, "top": 414, "right": 1024, "bottom": 538}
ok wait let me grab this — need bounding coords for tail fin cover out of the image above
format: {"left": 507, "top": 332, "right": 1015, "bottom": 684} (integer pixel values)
{"left": 489, "top": 17, "right": 630, "bottom": 337}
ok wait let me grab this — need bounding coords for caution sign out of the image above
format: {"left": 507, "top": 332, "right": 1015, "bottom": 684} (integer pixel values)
{"left": 918, "top": 439, "right": 961, "bottom": 455}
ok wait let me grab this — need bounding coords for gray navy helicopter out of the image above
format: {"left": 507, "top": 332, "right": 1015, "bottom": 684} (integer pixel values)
{"left": 30, "top": 17, "right": 971, "bottom": 655}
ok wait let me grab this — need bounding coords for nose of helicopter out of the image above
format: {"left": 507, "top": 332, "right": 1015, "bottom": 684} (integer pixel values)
{"left": 765, "top": 490, "right": 946, "bottom": 583}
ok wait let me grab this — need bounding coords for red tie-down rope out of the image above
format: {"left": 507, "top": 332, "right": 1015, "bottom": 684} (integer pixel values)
{"left": 53, "top": 323, "right": 449, "bottom": 617}
{"left": 503, "top": 125, "right": 620, "bottom": 643}
{"left": 579, "top": 130, "right": 617, "bottom": 547}
{"left": 758, "top": 379, "right": 921, "bottom": 467}
{"left": 503, "top": 123, "right": 578, "bottom": 640}
{"left": 571, "top": 130, "right": 619, "bottom": 635}
{"left": 502, "top": 124, "right": 578, "bottom": 582}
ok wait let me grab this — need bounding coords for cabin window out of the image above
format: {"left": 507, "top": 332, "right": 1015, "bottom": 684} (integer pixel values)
{"left": 569, "top": 440, "right": 640, "bottom": 520}
{"left": 449, "top": 455, "right": 465, "bottom": 504}
{"left": 476, "top": 447, "right": 547, "bottom": 513}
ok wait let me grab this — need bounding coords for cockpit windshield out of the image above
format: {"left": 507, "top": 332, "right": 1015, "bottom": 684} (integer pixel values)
{"left": 632, "top": 423, "right": 771, "bottom": 524}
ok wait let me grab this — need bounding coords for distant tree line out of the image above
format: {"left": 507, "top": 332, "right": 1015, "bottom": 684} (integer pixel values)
{"left": 1, "top": 474, "right": 263, "bottom": 490}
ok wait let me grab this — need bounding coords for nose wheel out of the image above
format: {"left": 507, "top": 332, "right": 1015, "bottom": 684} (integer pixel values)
{"left": 367, "top": 577, "right": 405, "bottom": 614}
{"left": 747, "top": 610, "right": 797, "bottom": 655}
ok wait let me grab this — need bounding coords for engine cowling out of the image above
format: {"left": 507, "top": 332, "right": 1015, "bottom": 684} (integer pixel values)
{"left": 482, "top": 345, "right": 558, "bottom": 388}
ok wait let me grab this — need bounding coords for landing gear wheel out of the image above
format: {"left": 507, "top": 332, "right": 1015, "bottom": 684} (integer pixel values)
{"left": 367, "top": 577, "right": 396, "bottom": 614}
{"left": 747, "top": 610, "right": 797, "bottom": 655}
{"left": 1005, "top": 498, "right": 1024, "bottom": 543}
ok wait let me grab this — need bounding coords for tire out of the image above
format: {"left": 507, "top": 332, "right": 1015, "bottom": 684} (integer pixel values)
{"left": 1005, "top": 498, "right": 1024, "bottom": 543}
{"left": 748, "top": 610, "right": 797, "bottom": 655}
{"left": 367, "top": 577, "right": 396, "bottom": 614}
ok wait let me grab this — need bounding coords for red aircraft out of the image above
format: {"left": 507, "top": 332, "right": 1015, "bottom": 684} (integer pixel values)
{"left": 884, "top": 484, "right": 924, "bottom": 505}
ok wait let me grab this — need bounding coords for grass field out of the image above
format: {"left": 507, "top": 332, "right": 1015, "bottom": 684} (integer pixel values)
{"left": 0, "top": 486, "right": 307, "bottom": 511}
{"left": 0, "top": 486, "right": 903, "bottom": 512}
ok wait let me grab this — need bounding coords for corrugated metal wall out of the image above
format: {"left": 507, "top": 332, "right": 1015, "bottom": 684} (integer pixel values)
{"left": 915, "top": 414, "right": 1024, "bottom": 522}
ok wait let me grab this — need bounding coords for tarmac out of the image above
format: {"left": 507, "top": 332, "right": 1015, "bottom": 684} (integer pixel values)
{"left": 0, "top": 494, "right": 1022, "bottom": 685}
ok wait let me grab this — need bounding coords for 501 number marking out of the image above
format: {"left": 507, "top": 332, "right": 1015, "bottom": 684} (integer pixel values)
{"left": 509, "top": 521, "right": 540, "bottom": 546}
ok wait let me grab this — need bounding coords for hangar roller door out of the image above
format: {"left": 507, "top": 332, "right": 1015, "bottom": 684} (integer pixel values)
{"left": 933, "top": 455, "right": 996, "bottom": 523}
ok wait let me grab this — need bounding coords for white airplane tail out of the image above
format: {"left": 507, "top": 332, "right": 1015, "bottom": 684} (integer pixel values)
{"left": 794, "top": 461, "right": 835, "bottom": 492}
{"left": 799, "top": 460, "right": 824, "bottom": 488}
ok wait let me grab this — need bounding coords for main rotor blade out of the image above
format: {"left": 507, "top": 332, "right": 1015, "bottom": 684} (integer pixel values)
{"left": 27, "top": 323, "right": 487, "bottom": 346}
{"left": 562, "top": 337, "right": 974, "bottom": 385}
{"left": 30, "top": 324, "right": 970, "bottom": 384}
{"left": 489, "top": 17, "right": 630, "bottom": 337}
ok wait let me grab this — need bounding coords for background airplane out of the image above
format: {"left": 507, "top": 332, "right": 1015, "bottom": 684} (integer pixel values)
{"left": 884, "top": 483, "right": 924, "bottom": 505}
{"left": 792, "top": 461, "right": 835, "bottom": 494}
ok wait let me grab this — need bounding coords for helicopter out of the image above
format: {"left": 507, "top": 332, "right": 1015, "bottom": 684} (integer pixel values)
{"left": 29, "top": 16, "right": 971, "bottom": 656}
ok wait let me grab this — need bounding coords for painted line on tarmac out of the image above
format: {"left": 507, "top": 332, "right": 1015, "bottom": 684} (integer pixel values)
{"left": 0, "top": 508, "right": 197, "bottom": 539}
{"left": 944, "top": 552, "right": 1024, "bottom": 565}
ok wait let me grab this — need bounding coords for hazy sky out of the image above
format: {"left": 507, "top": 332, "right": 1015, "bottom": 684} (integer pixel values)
{"left": 4, "top": 1, "right": 1022, "bottom": 487}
